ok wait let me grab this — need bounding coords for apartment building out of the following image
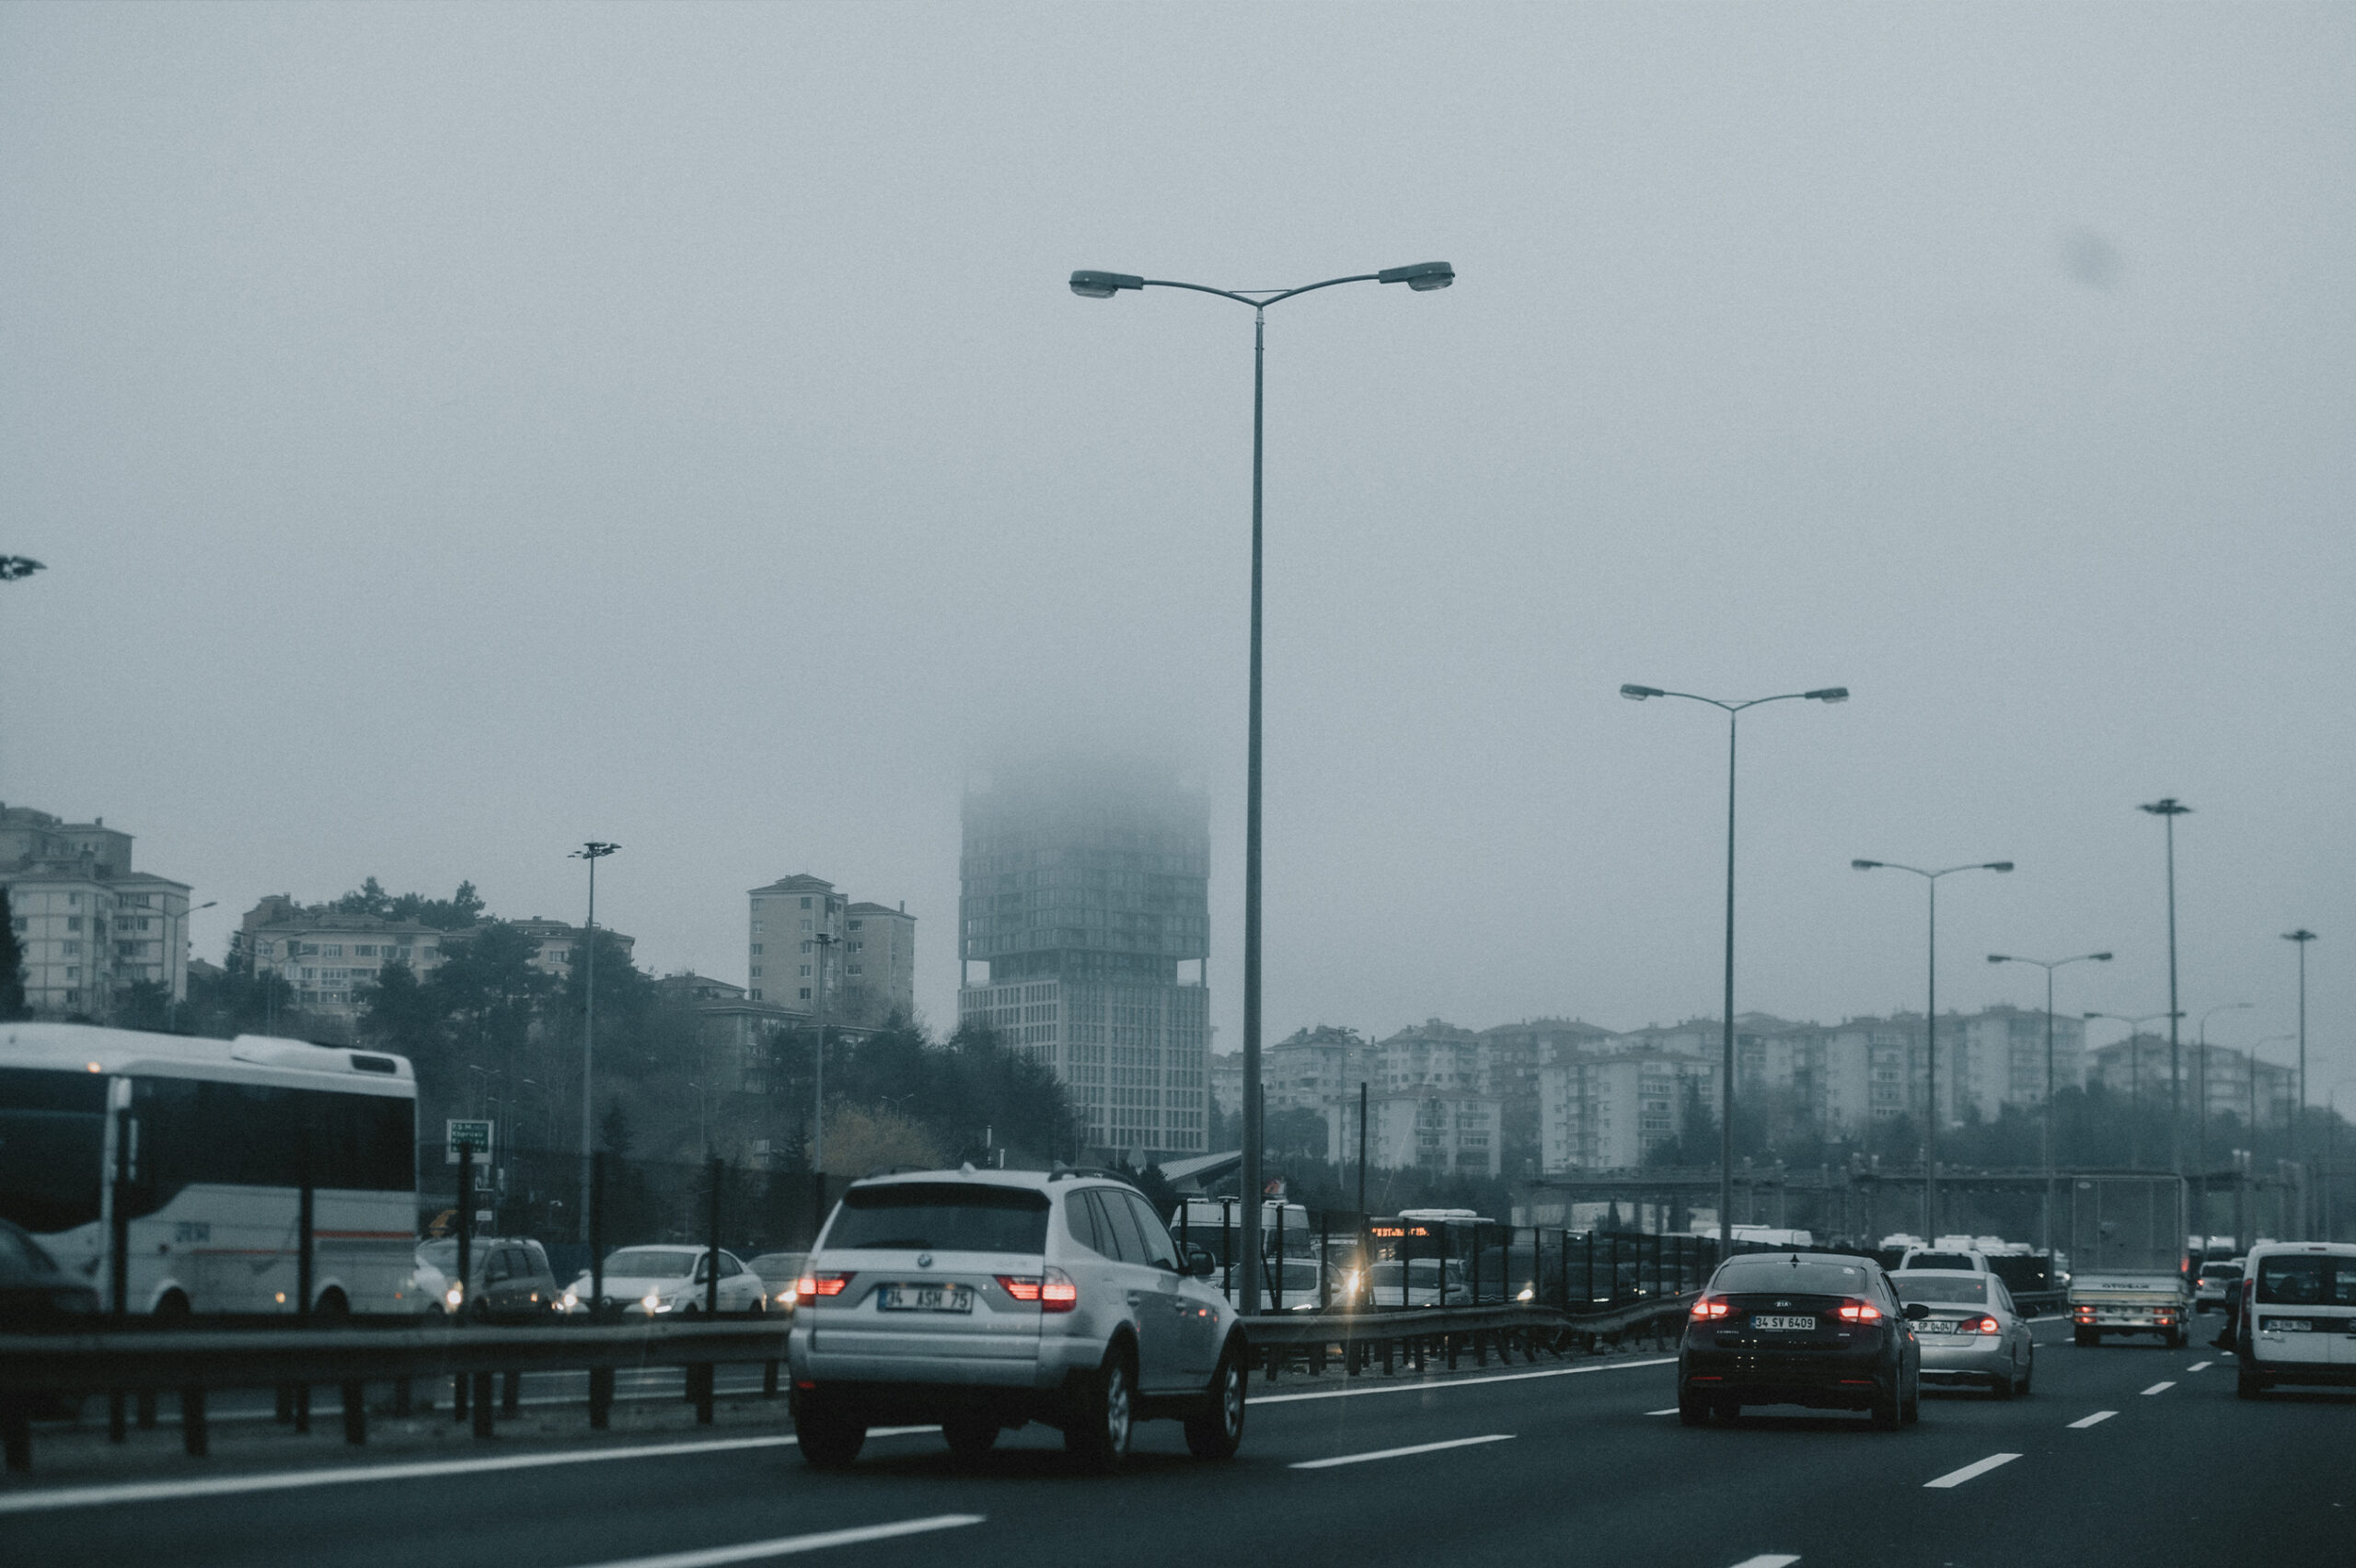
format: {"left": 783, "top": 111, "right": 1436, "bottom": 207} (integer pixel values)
{"left": 955, "top": 759, "right": 1210, "bottom": 1162}
{"left": 747, "top": 875, "right": 915, "bottom": 1027}
{"left": 2, "top": 805, "right": 192, "bottom": 1019}
{"left": 234, "top": 895, "right": 450, "bottom": 1016}
{"left": 1356, "top": 1088, "right": 1503, "bottom": 1177}
{"left": 509, "top": 917, "right": 638, "bottom": 986}
{"left": 1538, "top": 1048, "right": 1719, "bottom": 1171}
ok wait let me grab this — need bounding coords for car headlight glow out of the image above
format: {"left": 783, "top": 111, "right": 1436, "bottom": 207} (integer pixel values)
{"left": 445, "top": 1286, "right": 463, "bottom": 1309}
{"left": 560, "top": 1291, "right": 578, "bottom": 1310}
{"left": 642, "top": 1292, "right": 663, "bottom": 1313}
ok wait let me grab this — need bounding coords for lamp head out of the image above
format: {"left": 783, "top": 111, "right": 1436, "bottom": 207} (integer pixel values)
{"left": 2139, "top": 797, "right": 2192, "bottom": 818}
{"left": 1852, "top": 859, "right": 1882, "bottom": 871}
{"left": 1069, "top": 271, "right": 1144, "bottom": 299}
{"left": 2093, "top": 952, "right": 2114, "bottom": 962}
{"left": 1988, "top": 954, "right": 2010, "bottom": 964}
{"left": 1378, "top": 260, "right": 1455, "bottom": 291}
{"left": 1987, "top": 861, "right": 2015, "bottom": 873}
{"left": 1804, "top": 686, "right": 1850, "bottom": 703}
{"left": 1620, "top": 684, "right": 1663, "bottom": 701}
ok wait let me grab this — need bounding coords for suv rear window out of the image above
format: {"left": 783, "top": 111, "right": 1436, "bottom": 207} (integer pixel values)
{"left": 829, "top": 1182, "right": 1050, "bottom": 1252}
{"left": 1716, "top": 1260, "right": 1872, "bottom": 1296}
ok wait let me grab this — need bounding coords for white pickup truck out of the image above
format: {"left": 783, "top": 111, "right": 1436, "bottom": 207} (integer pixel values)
{"left": 2064, "top": 1175, "right": 2192, "bottom": 1348}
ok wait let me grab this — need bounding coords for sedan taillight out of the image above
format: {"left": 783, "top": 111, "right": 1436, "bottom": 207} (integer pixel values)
{"left": 1837, "top": 1299, "right": 1883, "bottom": 1322}
{"left": 1966, "top": 1314, "right": 2001, "bottom": 1335}
{"left": 1690, "top": 1296, "right": 1730, "bottom": 1320}
{"left": 794, "top": 1272, "right": 853, "bottom": 1305}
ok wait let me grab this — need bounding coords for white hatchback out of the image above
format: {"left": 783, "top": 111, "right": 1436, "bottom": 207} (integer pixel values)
{"left": 2235, "top": 1241, "right": 2356, "bottom": 1397}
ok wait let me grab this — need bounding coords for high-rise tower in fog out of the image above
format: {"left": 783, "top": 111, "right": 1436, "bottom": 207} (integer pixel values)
{"left": 956, "top": 759, "right": 1210, "bottom": 1161}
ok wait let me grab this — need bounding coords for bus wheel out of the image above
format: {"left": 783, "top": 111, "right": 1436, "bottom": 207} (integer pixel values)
{"left": 315, "top": 1289, "right": 351, "bottom": 1322}
{"left": 153, "top": 1291, "right": 192, "bottom": 1324}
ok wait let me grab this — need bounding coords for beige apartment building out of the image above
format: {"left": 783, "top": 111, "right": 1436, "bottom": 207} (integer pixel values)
{"left": 746, "top": 874, "right": 915, "bottom": 1027}
{"left": 233, "top": 895, "right": 451, "bottom": 1016}
{"left": 2, "top": 805, "right": 193, "bottom": 1018}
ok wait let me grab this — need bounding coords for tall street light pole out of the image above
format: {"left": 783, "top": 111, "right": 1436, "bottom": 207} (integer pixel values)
{"left": 2139, "top": 799, "right": 2192, "bottom": 1174}
{"left": 1853, "top": 859, "right": 2015, "bottom": 1241}
{"left": 1620, "top": 683, "right": 1850, "bottom": 1253}
{"left": 572, "top": 842, "right": 618, "bottom": 1243}
{"left": 1988, "top": 950, "right": 2111, "bottom": 1254}
{"left": 2084, "top": 1010, "right": 2183, "bottom": 1169}
{"left": 811, "top": 928, "right": 839, "bottom": 1175}
{"left": 2284, "top": 929, "right": 2317, "bottom": 1236}
{"left": 166, "top": 900, "right": 218, "bottom": 1032}
{"left": 1070, "top": 259, "right": 1454, "bottom": 1315}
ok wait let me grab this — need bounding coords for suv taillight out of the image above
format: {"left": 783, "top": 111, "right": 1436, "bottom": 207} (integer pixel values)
{"left": 1837, "top": 1299, "right": 1883, "bottom": 1322}
{"left": 997, "top": 1274, "right": 1043, "bottom": 1302}
{"left": 1040, "top": 1266, "right": 1078, "bottom": 1313}
{"left": 1690, "top": 1296, "right": 1730, "bottom": 1320}
{"left": 795, "top": 1272, "right": 853, "bottom": 1305}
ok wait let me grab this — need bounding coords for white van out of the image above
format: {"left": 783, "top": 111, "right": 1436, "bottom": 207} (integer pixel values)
{"left": 2235, "top": 1241, "right": 2356, "bottom": 1398}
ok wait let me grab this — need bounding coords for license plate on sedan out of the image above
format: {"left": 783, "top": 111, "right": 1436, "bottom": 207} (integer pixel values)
{"left": 880, "top": 1284, "right": 974, "bottom": 1313}
{"left": 1752, "top": 1314, "right": 1818, "bottom": 1332}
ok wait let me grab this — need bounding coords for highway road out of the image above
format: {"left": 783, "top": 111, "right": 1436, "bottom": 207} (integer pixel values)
{"left": 3, "top": 1319, "right": 2348, "bottom": 1568}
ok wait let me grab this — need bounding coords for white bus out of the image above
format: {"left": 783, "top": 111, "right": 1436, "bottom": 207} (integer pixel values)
{"left": 0, "top": 1021, "right": 422, "bottom": 1318}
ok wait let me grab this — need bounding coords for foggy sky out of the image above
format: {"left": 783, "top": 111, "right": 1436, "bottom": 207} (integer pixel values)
{"left": 5, "top": 4, "right": 2351, "bottom": 1093}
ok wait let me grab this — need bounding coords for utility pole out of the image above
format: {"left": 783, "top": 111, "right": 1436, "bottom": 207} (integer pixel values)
{"left": 572, "top": 842, "right": 618, "bottom": 1245}
{"left": 2140, "top": 799, "right": 2191, "bottom": 1174}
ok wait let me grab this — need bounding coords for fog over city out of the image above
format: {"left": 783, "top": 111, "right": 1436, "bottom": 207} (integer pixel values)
{"left": 5, "top": 4, "right": 2350, "bottom": 1088}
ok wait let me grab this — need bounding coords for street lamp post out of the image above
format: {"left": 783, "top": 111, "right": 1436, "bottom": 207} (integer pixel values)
{"left": 2193, "top": 1002, "right": 2254, "bottom": 1239}
{"left": 2084, "top": 1011, "right": 2184, "bottom": 1169}
{"left": 1070, "top": 259, "right": 1454, "bottom": 1315}
{"left": 2139, "top": 800, "right": 2192, "bottom": 1174}
{"left": 2246, "top": 1034, "right": 2295, "bottom": 1238}
{"left": 2283, "top": 929, "right": 2317, "bottom": 1236}
{"left": 1620, "top": 684, "right": 1850, "bottom": 1253}
{"left": 1853, "top": 859, "right": 2015, "bottom": 1240}
{"left": 571, "top": 842, "right": 619, "bottom": 1244}
{"left": 811, "top": 928, "right": 839, "bottom": 1175}
{"left": 2327, "top": 1079, "right": 2356, "bottom": 1243}
{"left": 166, "top": 900, "right": 217, "bottom": 1032}
{"left": 1987, "top": 950, "right": 2112, "bottom": 1253}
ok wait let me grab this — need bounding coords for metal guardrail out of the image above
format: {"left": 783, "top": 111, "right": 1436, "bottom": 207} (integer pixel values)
{"left": 1238, "top": 1292, "right": 1701, "bottom": 1380}
{"left": 0, "top": 1320, "right": 788, "bottom": 1472}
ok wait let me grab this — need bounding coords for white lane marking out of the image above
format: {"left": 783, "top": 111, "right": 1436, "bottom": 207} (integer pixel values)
{"left": 1290, "top": 1433, "right": 1515, "bottom": 1470}
{"left": 1646, "top": 1407, "right": 1680, "bottom": 1415}
{"left": 1923, "top": 1452, "right": 2021, "bottom": 1489}
{"left": 1253, "top": 1355, "right": 1677, "bottom": 1406}
{"left": 558, "top": 1516, "right": 986, "bottom": 1568}
{"left": 1727, "top": 1557, "right": 1802, "bottom": 1568}
{"left": 2187, "top": 1361, "right": 2212, "bottom": 1372}
{"left": 0, "top": 1425, "right": 936, "bottom": 1516}
{"left": 2068, "top": 1410, "right": 2118, "bottom": 1429}
{"left": 2141, "top": 1380, "right": 2176, "bottom": 1396}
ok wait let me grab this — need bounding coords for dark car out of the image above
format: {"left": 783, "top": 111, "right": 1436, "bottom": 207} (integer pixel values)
{"left": 0, "top": 1216, "right": 100, "bottom": 1329}
{"left": 1678, "top": 1251, "right": 1927, "bottom": 1428}
{"left": 418, "top": 1237, "right": 562, "bottom": 1322}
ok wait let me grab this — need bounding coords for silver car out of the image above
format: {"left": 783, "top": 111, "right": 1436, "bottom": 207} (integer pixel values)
{"left": 1893, "top": 1269, "right": 2034, "bottom": 1397}
{"left": 786, "top": 1167, "right": 1247, "bottom": 1472}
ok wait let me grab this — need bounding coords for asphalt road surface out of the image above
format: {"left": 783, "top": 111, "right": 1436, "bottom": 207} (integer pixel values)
{"left": 4, "top": 1320, "right": 2348, "bottom": 1568}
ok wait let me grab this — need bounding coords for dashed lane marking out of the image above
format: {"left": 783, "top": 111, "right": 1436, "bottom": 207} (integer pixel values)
{"left": 557, "top": 1516, "right": 987, "bottom": 1568}
{"left": 1646, "top": 1408, "right": 1680, "bottom": 1415}
{"left": 2068, "top": 1411, "right": 2117, "bottom": 1428}
{"left": 0, "top": 1426, "right": 940, "bottom": 1516}
{"left": 2141, "top": 1380, "right": 2176, "bottom": 1396}
{"left": 1727, "top": 1557, "right": 1801, "bottom": 1568}
{"left": 1252, "top": 1356, "right": 1677, "bottom": 1406}
{"left": 1924, "top": 1452, "right": 2021, "bottom": 1489}
{"left": 1290, "top": 1434, "right": 1515, "bottom": 1470}
{"left": 2187, "top": 1361, "right": 2212, "bottom": 1372}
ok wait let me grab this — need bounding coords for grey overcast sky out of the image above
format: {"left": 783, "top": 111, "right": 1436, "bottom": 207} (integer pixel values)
{"left": 4, "top": 4, "right": 2351, "bottom": 1084}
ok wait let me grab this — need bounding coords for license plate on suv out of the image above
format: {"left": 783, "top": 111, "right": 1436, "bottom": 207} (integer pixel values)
{"left": 1752, "top": 1314, "right": 1817, "bottom": 1332}
{"left": 879, "top": 1284, "right": 975, "bottom": 1313}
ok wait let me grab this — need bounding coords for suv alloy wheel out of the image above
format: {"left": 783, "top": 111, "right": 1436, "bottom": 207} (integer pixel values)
{"left": 1184, "top": 1338, "right": 1247, "bottom": 1458}
{"left": 1065, "top": 1343, "right": 1135, "bottom": 1473}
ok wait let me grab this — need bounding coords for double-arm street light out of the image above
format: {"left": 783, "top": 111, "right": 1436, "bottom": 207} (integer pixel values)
{"left": 1620, "top": 684, "right": 1850, "bottom": 1251}
{"left": 571, "top": 841, "right": 619, "bottom": 1243}
{"left": 2194, "top": 1001, "right": 2255, "bottom": 1233}
{"left": 2138, "top": 799, "right": 2192, "bottom": 1172}
{"left": 1853, "top": 859, "right": 2014, "bottom": 1240}
{"left": 1987, "top": 949, "right": 2112, "bottom": 1252}
{"left": 2284, "top": 929, "right": 2317, "bottom": 1235}
{"left": 2083, "top": 1010, "right": 2185, "bottom": 1168}
{"left": 1071, "top": 260, "right": 1454, "bottom": 1315}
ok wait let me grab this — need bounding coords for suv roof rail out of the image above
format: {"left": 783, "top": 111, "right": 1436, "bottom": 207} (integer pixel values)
{"left": 1046, "top": 1164, "right": 1134, "bottom": 1184}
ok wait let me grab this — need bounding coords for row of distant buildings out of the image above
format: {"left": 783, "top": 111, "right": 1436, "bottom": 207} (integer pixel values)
{"left": 1222, "top": 1009, "right": 2299, "bottom": 1177}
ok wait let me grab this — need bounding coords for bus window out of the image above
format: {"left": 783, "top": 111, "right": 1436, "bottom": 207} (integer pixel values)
{"left": 0, "top": 1067, "right": 107, "bottom": 1234}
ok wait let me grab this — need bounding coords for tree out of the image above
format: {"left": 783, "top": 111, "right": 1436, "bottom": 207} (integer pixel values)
{"left": 821, "top": 1104, "right": 944, "bottom": 1178}
{"left": 0, "top": 888, "right": 25, "bottom": 1020}
{"left": 332, "top": 878, "right": 484, "bottom": 931}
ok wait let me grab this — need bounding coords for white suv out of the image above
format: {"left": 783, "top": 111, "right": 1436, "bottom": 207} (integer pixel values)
{"left": 786, "top": 1167, "right": 1247, "bottom": 1471}
{"left": 2235, "top": 1241, "right": 2356, "bottom": 1398}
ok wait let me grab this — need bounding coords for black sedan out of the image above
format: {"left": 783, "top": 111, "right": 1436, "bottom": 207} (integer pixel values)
{"left": 1678, "top": 1251, "right": 1927, "bottom": 1428}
